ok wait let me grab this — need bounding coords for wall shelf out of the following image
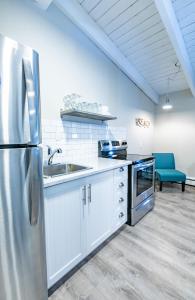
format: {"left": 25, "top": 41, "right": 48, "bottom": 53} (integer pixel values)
{"left": 60, "top": 109, "right": 117, "bottom": 124}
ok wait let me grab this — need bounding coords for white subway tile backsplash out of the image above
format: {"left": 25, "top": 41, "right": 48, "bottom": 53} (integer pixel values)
{"left": 42, "top": 119, "right": 127, "bottom": 164}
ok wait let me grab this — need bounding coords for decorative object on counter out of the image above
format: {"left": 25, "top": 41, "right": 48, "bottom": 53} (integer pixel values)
{"left": 62, "top": 94, "right": 111, "bottom": 115}
{"left": 135, "top": 118, "right": 151, "bottom": 128}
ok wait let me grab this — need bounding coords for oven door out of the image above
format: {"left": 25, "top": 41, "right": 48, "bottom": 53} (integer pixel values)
{"left": 131, "top": 160, "right": 155, "bottom": 208}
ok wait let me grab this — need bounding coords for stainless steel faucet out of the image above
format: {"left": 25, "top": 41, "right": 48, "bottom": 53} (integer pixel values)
{"left": 46, "top": 146, "right": 62, "bottom": 165}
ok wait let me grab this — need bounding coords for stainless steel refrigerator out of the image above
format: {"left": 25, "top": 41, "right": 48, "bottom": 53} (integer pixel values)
{"left": 0, "top": 34, "right": 48, "bottom": 300}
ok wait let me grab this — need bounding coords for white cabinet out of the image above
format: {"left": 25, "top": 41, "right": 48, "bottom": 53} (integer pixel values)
{"left": 45, "top": 178, "right": 86, "bottom": 288}
{"left": 44, "top": 167, "right": 128, "bottom": 288}
{"left": 86, "top": 171, "right": 113, "bottom": 254}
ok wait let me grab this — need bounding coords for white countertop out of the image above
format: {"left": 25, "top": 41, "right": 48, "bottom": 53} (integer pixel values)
{"left": 44, "top": 157, "right": 132, "bottom": 188}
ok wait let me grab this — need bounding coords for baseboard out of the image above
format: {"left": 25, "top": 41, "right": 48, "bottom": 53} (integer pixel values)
{"left": 186, "top": 177, "right": 195, "bottom": 187}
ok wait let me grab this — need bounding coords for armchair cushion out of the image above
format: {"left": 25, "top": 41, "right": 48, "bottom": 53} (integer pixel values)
{"left": 156, "top": 169, "right": 186, "bottom": 182}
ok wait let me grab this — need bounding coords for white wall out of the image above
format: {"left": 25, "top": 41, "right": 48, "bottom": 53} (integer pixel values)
{"left": 0, "top": 0, "right": 155, "bottom": 155}
{"left": 154, "top": 89, "right": 195, "bottom": 184}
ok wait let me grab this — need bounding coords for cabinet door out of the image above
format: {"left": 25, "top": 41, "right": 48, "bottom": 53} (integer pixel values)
{"left": 87, "top": 171, "right": 114, "bottom": 254}
{"left": 44, "top": 179, "right": 86, "bottom": 288}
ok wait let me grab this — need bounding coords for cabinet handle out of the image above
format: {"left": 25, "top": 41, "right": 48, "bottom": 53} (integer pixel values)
{"left": 88, "top": 184, "right": 91, "bottom": 203}
{"left": 119, "top": 182, "right": 124, "bottom": 188}
{"left": 119, "top": 197, "right": 124, "bottom": 203}
{"left": 119, "top": 167, "right": 124, "bottom": 172}
{"left": 119, "top": 212, "right": 124, "bottom": 218}
{"left": 82, "top": 186, "right": 86, "bottom": 205}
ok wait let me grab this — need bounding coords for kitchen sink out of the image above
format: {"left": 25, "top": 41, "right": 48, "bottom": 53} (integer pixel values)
{"left": 43, "top": 163, "right": 92, "bottom": 178}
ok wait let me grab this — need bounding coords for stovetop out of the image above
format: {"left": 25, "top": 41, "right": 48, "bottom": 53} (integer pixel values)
{"left": 98, "top": 140, "right": 154, "bottom": 164}
{"left": 126, "top": 154, "right": 154, "bottom": 164}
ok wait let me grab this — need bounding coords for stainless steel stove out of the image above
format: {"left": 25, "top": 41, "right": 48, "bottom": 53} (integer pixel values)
{"left": 98, "top": 140, "right": 155, "bottom": 225}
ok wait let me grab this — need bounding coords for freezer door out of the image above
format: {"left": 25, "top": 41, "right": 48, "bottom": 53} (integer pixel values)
{"left": 0, "top": 147, "right": 47, "bottom": 300}
{"left": 0, "top": 34, "right": 41, "bottom": 146}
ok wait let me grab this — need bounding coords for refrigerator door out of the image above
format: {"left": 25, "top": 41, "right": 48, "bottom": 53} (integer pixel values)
{"left": 0, "top": 34, "right": 41, "bottom": 146}
{"left": 0, "top": 147, "right": 47, "bottom": 300}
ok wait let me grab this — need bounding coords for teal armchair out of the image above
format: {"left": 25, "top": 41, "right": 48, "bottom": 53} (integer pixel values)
{"left": 152, "top": 153, "right": 186, "bottom": 192}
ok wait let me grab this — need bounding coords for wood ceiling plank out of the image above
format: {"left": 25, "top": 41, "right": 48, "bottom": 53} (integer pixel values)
{"left": 137, "top": 55, "right": 178, "bottom": 73}
{"left": 183, "top": 30, "right": 195, "bottom": 42}
{"left": 109, "top": 3, "right": 157, "bottom": 40}
{"left": 32, "top": 0, "right": 53, "bottom": 9}
{"left": 132, "top": 50, "right": 176, "bottom": 71}
{"left": 104, "top": 0, "right": 152, "bottom": 34}
{"left": 114, "top": 13, "right": 161, "bottom": 45}
{"left": 81, "top": 0, "right": 103, "bottom": 13}
{"left": 181, "top": 23, "right": 195, "bottom": 36}
{"left": 97, "top": 0, "right": 138, "bottom": 28}
{"left": 126, "top": 36, "right": 170, "bottom": 57}
{"left": 178, "top": 13, "right": 195, "bottom": 29}
{"left": 150, "top": 81, "right": 186, "bottom": 94}
{"left": 175, "top": 2, "right": 195, "bottom": 21}
{"left": 172, "top": 0, "right": 194, "bottom": 12}
{"left": 89, "top": 0, "right": 120, "bottom": 20}
{"left": 123, "top": 30, "right": 168, "bottom": 56}
{"left": 149, "top": 71, "right": 185, "bottom": 83}
{"left": 184, "top": 35, "right": 195, "bottom": 45}
{"left": 141, "top": 64, "right": 181, "bottom": 78}
{"left": 129, "top": 44, "right": 173, "bottom": 65}
{"left": 133, "top": 53, "right": 177, "bottom": 70}
{"left": 119, "top": 24, "right": 165, "bottom": 52}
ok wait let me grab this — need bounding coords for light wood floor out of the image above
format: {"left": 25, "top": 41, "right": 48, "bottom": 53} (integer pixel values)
{"left": 50, "top": 184, "right": 195, "bottom": 300}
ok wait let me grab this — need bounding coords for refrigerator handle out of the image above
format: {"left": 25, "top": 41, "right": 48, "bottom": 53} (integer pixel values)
{"left": 28, "top": 148, "right": 43, "bottom": 226}
{"left": 23, "top": 57, "right": 41, "bottom": 145}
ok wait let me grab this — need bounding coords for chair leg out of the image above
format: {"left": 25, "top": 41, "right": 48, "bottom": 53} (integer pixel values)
{"left": 160, "top": 181, "right": 163, "bottom": 191}
{"left": 182, "top": 182, "right": 185, "bottom": 192}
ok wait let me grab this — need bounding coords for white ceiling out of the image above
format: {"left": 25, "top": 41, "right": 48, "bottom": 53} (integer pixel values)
{"left": 172, "top": 0, "right": 195, "bottom": 74}
{"left": 76, "top": 0, "right": 189, "bottom": 95}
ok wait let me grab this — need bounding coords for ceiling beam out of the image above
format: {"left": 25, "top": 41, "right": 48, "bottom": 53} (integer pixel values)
{"left": 54, "top": 0, "right": 159, "bottom": 104}
{"left": 32, "top": 0, "right": 54, "bottom": 10}
{"left": 154, "top": 0, "right": 195, "bottom": 97}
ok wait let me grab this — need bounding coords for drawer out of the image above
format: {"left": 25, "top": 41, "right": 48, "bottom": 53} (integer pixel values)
{"left": 114, "top": 179, "right": 127, "bottom": 194}
{"left": 114, "top": 166, "right": 128, "bottom": 177}
{"left": 114, "top": 167, "right": 128, "bottom": 187}
{"left": 113, "top": 207, "right": 127, "bottom": 230}
{"left": 114, "top": 192, "right": 127, "bottom": 208}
